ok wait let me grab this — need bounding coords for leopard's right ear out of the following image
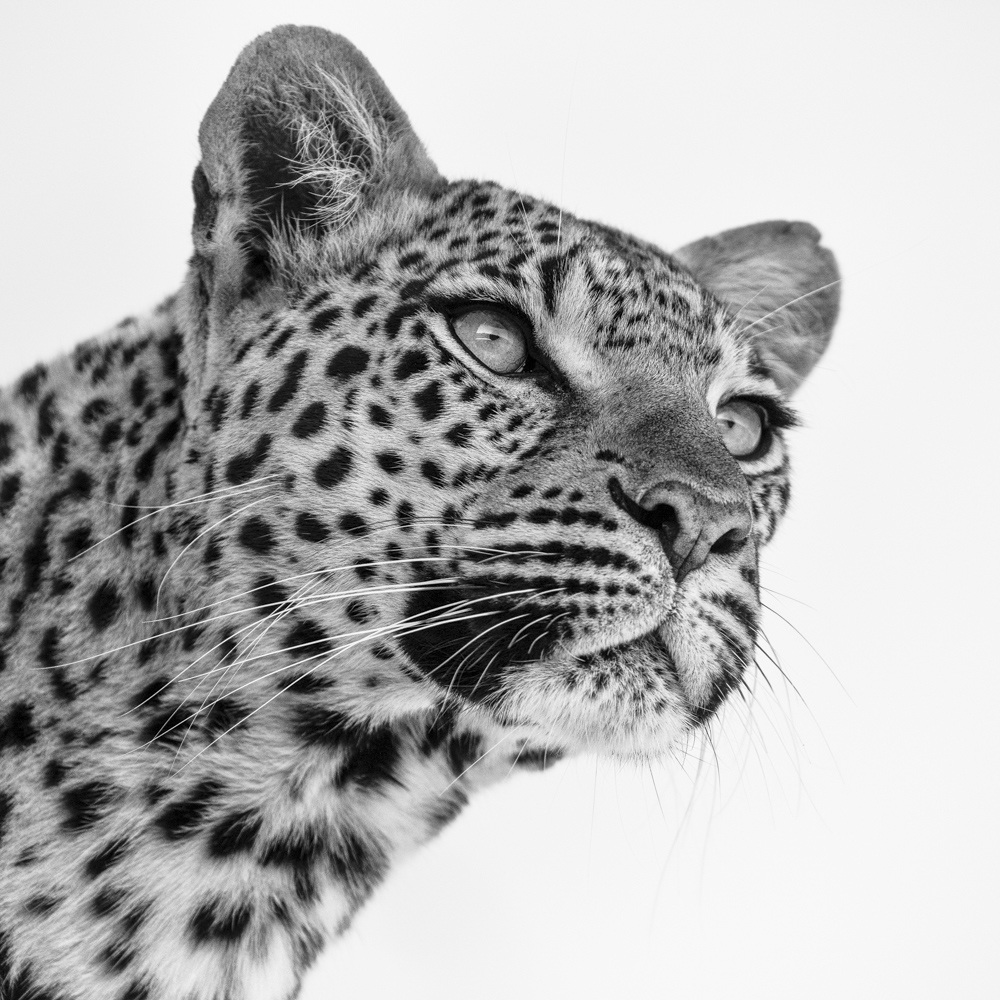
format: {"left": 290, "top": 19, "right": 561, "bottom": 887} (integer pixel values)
{"left": 192, "top": 25, "right": 441, "bottom": 311}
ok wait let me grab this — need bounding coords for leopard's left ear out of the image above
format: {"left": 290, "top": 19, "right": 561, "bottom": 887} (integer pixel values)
{"left": 673, "top": 221, "right": 839, "bottom": 395}
{"left": 193, "top": 25, "right": 442, "bottom": 311}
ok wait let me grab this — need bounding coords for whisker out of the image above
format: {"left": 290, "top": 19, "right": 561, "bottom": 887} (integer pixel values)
{"left": 155, "top": 493, "right": 277, "bottom": 610}
{"left": 70, "top": 477, "right": 280, "bottom": 562}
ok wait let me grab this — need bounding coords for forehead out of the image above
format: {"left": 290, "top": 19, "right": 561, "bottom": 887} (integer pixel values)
{"left": 411, "top": 181, "right": 749, "bottom": 390}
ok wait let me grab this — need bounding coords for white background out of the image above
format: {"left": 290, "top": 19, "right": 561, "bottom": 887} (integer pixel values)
{"left": 1, "top": 2, "right": 997, "bottom": 998}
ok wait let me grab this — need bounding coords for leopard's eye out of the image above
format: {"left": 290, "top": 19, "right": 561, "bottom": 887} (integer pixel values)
{"left": 451, "top": 308, "right": 528, "bottom": 374}
{"left": 716, "top": 399, "right": 768, "bottom": 459}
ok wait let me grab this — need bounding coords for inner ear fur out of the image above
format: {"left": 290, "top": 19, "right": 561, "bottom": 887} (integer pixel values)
{"left": 674, "top": 221, "right": 839, "bottom": 395}
{"left": 192, "top": 25, "right": 442, "bottom": 307}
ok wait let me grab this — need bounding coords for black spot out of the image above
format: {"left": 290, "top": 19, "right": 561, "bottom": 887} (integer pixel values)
{"left": 85, "top": 836, "right": 130, "bottom": 878}
{"left": 376, "top": 452, "right": 404, "bottom": 475}
{"left": 251, "top": 575, "right": 289, "bottom": 612}
{"left": 22, "top": 523, "right": 50, "bottom": 593}
{"left": 291, "top": 400, "right": 326, "bottom": 437}
{"left": 37, "top": 625, "right": 61, "bottom": 667}
{"left": 393, "top": 349, "right": 429, "bottom": 381}
{"left": 61, "top": 523, "right": 92, "bottom": 558}
{"left": 0, "top": 701, "right": 37, "bottom": 751}
{"left": 446, "top": 423, "right": 473, "bottom": 447}
{"left": 369, "top": 488, "right": 390, "bottom": 506}
{"left": 203, "top": 534, "right": 222, "bottom": 565}
{"left": 100, "top": 418, "right": 123, "bottom": 449}
{"left": 87, "top": 581, "right": 121, "bottom": 631}
{"left": 420, "top": 460, "right": 444, "bottom": 487}
{"left": 207, "top": 810, "right": 263, "bottom": 858}
{"left": 295, "top": 511, "right": 330, "bottom": 543}
{"left": 100, "top": 940, "right": 135, "bottom": 973}
{"left": 426, "top": 788, "right": 468, "bottom": 834}
{"left": 43, "top": 758, "right": 68, "bottom": 787}
{"left": 189, "top": 897, "right": 253, "bottom": 945}
{"left": 118, "top": 980, "right": 151, "bottom": 1000}
{"left": 119, "top": 490, "right": 139, "bottom": 548}
{"left": 291, "top": 706, "right": 402, "bottom": 791}
{"left": 239, "top": 381, "right": 261, "bottom": 419}
{"left": 119, "top": 902, "right": 151, "bottom": 940}
{"left": 265, "top": 328, "right": 295, "bottom": 358}
{"left": 81, "top": 398, "right": 110, "bottom": 424}
{"left": 0, "top": 791, "right": 13, "bottom": 845}
{"left": 352, "top": 294, "right": 378, "bottom": 317}
{"left": 327, "top": 827, "right": 388, "bottom": 895}
{"left": 285, "top": 672, "right": 334, "bottom": 694}
{"left": 447, "top": 731, "right": 483, "bottom": 776}
{"left": 136, "top": 577, "right": 156, "bottom": 611}
{"left": 395, "top": 501, "right": 415, "bottom": 529}
{"left": 0, "top": 473, "right": 21, "bottom": 515}
{"left": 345, "top": 600, "right": 375, "bottom": 624}
{"left": 49, "top": 667, "right": 77, "bottom": 704}
{"left": 24, "top": 894, "right": 62, "bottom": 916}
{"left": 310, "top": 306, "right": 342, "bottom": 333}
{"left": 202, "top": 697, "right": 246, "bottom": 738}
{"left": 326, "top": 346, "right": 370, "bottom": 381}
{"left": 226, "top": 433, "right": 271, "bottom": 484}
{"left": 0, "top": 422, "right": 14, "bottom": 466}
{"left": 92, "top": 885, "right": 127, "bottom": 917}
{"left": 156, "top": 779, "right": 222, "bottom": 841}
{"left": 514, "top": 745, "right": 564, "bottom": 770}
{"left": 61, "top": 780, "right": 115, "bottom": 833}
{"left": 134, "top": 416, "right": 181, "bottom": 482}
{"left": 368, "top": 403, "right": 392, "bottom": 427}
{"left": 208, "top": 387, "right": 229, "bottom": 431}
{"left": 286, "top": 619, "right": 331, "bottom": 656}
{"left": 339, "top": 513, "right": 368, "bottom": 536}
{"left": 315, "top": 446, "right": 353, "bottom": 488}
{"left": 413, "top": 381, "right": 444, "bottom": 421}
{"left": 238, "top": 516, "right": 274, "bottom": 553}
{"left": 267, "top": 350, "right": 309, "bottom": 412}
{"left": 36, "top": 392, "right": 58, "bottom": 442}
{"left": 130, "top": 372, "right": 148, "bottom": 407}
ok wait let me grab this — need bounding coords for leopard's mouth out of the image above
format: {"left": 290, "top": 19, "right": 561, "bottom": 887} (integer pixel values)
{"left": 482, "top": 598, "right": 755, "bottom": 757}
{"left": 399, "top": 562, "right": 756, "bottom": 755}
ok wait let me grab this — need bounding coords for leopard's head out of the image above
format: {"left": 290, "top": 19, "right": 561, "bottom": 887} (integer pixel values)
{"left": 183, "top": 26, "right": 838, "bottom": 761}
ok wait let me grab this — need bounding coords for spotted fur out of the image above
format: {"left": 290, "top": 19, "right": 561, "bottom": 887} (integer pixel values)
{"left": 0, "top": 26, "right": 838, "bottom": 1000}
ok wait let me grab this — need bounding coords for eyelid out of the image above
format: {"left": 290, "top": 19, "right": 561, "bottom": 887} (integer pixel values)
{"left": 720, "top": 394, "right": 798, "bottom": 430}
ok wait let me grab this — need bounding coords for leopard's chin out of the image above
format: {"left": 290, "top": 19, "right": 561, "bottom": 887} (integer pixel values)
{"left": 486, "top": 615, "right": 747, "bottom": 760}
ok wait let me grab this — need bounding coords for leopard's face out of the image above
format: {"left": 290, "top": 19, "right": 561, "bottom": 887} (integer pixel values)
{"left": 199, "top": 181, "right": 794, "bottom": 760}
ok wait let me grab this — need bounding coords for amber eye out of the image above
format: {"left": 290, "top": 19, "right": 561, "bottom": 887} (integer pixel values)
{"left": 451, "top": 308, "right": 528, "bottom": 374}
{"left": 716, "top": 399, "right": 768, "bottom": 458}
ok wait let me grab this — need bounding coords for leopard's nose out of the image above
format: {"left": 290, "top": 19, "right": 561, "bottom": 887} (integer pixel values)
{"left": 608, "top": 476, "right": 752, "bottom": 583}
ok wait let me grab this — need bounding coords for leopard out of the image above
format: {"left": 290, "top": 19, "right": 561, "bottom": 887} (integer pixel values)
{"left": 0, "top": 24, "right": 839, "bottom": 1000}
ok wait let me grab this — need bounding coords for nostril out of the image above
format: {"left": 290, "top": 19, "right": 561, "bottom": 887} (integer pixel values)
{"left": 648, "top": 503, "right": 680, "bottom": 543}
{"left": 710, "top": 525, "right": 749, "bottom": 557}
